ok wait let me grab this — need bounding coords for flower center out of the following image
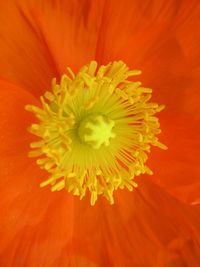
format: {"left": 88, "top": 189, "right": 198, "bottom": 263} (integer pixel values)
{"left": 26, "top": 61, "right": 167, "bottom": 205}
{"left": 78, "top": 114, "right": 116, "bottom": 149}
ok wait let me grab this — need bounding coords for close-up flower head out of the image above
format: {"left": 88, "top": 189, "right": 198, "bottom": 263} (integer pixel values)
{"left": 0, "top": 0, "right": 200, "bottom": 266}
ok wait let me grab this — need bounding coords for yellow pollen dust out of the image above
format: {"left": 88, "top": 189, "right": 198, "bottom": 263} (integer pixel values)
{"left": 25, "top": 60, "right": 167, "bottom": 205}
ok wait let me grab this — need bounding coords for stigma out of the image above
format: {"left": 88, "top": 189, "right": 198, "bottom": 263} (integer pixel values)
{"left": 25, "top": 61, "right": 167, "bottom": 205}
{"left": 78, "top": 114, "right": 116, "bottom": 149}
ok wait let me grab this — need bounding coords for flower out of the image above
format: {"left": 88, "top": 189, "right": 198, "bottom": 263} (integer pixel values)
{"left": 0, "top": 1, "right": 200, "bottom": 267}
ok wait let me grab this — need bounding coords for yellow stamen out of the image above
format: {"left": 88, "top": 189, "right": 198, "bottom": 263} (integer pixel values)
{"left": 25, "top": 60, "right": 167, "bottom": 205}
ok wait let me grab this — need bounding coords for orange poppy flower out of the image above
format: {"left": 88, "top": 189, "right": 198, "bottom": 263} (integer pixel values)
{"left": 0, "top": 1, "right": 200, "bottom": 266}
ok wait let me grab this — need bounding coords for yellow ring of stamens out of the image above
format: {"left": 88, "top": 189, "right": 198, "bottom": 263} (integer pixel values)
{"left": 26, "top": 60, "right": 167, "bottom": 205}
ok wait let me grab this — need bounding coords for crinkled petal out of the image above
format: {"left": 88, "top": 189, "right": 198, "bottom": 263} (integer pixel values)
{"left": 0, "top": 0, "right": 105, "bottom": 96}
{"left": 0, "top": 80, "right": 74, "bottom": 266}
{"left": 93, "top": 0, "right": 200, "bottom": 203}
{"left": 95, "top": 0, "right": 200, "bottom": 116}
{"left": 149, "top": 114, "right": 200, "bottom": 205}
{"left": 2, "top": 176, "right": 200, "bottom": 266}
{"left": 69, "top": 177, "right": 200, "bottom": 267}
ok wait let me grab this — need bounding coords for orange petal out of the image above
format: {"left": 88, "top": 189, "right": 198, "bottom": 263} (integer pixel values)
{"left": 93, "top": 0, "right": 200, "bottom": 204}
{"left": 23, "top": 0, "right": 105, "bottom": 74}
{"left": 0, "top": 81, "right": 52, "bottom": 247}
{"left": 0, "top": 79, "right": 76, "bottom": 265}
{"left": 0, "top": 0, "right": 105, "bottom": 97}
{"left": 0, "top": 1, "right": 59, "bottom": 97}
{"left": 45, "top": 177, "right": 200, "bottom": 266}
{"left": 95, "top": 0, "right": 198, "bottom": 62}
{"left": 149, "top": 114, "right": 200, "bottom": 205}
{"left": 0, "top": 80, "right": 39, "bottom": 233}
{"left": 1, "top": 168, "right": 200, "bottom": 266}
{"left": 95, "top": 0, "right": 200, "bottom": 116}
